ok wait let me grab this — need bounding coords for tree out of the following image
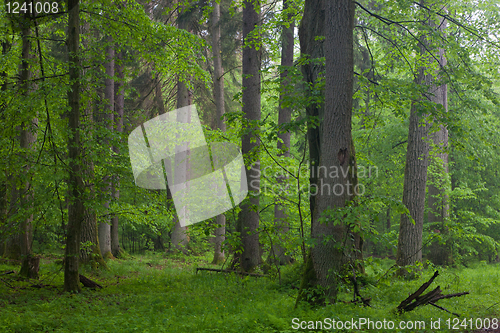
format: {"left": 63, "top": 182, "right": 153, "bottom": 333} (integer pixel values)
{"left": 237, "top": 0, "right": 262, "bottom": 272}
{"left": 268, "top": 0, "right": 295, "bottom": 266}
{"left": 211, "top": 0, "right": 226, "bottom": 265}
{"left": 64, "top": 0, "right": 84, "bottom": 292}
{"left": 98, "top": 36, "right": 114, "bottom": 259}
{"left": 297, "top": 0, "right": 357, "bottom": 304}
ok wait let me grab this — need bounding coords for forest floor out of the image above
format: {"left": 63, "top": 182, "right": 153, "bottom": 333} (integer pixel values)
{"left": 0, "top": 252, "right": 499, "bottom": 332}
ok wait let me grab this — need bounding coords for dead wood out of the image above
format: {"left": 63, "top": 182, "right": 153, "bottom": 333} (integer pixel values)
{"left": 196, "top": 267, "right": 266, "bottom": 277}
{"left": 79, "top": 274, "right": 103, "bottom": 288}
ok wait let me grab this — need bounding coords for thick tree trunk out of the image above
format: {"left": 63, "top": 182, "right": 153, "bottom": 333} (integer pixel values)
{"left": 297, "top": 0, "right": 357, "bottom": 305}
{"left": 299, "top": 0, "right": 325, "bottom": 225}
{"left": 99, "top": 36, "right": 114, "bottom": 259}
{"left": 211, "top": 1, "right": 226, "bottom": 265}
{"left": 269, "top": 0, "right": 295, "bottom": 266}
{"left": 426, "top": 14, "right": 450, "bottom": 266}
{"left": 396, "top": 43, "right": 432, "bottom": 273}
{"left": 237, "top": 0, "right": 261, "bottom": 272}
{"left": 64, "top": 0, "right": 84, "bottom": 292}
{"left": 111, "top": 50, "right": 124, "bottom": 258}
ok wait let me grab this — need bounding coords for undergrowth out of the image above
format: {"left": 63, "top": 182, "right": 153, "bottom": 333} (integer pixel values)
{"left": 0, "top": 253, "right": 499, "bottom": 332}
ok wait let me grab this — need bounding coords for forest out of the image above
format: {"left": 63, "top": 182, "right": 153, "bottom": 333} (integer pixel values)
{"left": 1, "top": 0, "right": 500, "bottom": 332}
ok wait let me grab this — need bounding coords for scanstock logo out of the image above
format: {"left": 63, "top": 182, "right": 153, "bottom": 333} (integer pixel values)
{"left": 128, "top": 105, "right": 248, "bottom": 227}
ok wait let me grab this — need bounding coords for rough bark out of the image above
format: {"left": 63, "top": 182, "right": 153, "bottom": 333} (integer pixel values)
{"left": 64, "top": 0, "right": 84, "bottom": 292}
{"left": 296, "top": 0, "right": 357, "bottom": 304}
{"left": 99, "top": 36, "right": 114, "bottom": 259}
{"left": 396, "top": 14, "right": 433, "bottom": 272}
{"left": 211, "top": 1, "right": 226, "bottom": 265}
{"left": 79, "top": 20, "right": 106, "bottom": 269}
{"left": 299, "top": 0, "right": 325, "bottom": 222}
{"left": 237, "top": 0, "right": 261, "bottom": 272}
{"left": 426, "top": 14, "right": 451, "bottom": 266}
{"left": 268, "top": 0, "right": 295, "bottom": 266}
{"left": 111, "top": 50, "right": 124, "bottom": 258}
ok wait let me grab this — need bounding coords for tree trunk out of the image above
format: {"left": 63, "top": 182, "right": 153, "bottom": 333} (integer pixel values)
{"left": 299, "top": 0, "right": 325, "bottom": 224}
{"left": 396, "top": 15, "right": 433, "bottom": 272}
{"left": 64, "top": 0, "right": 84, "bottom": 292}
{"left": 99, "top": 36, "right": 114, "bottom": 259}
{"left": 269, "top": 0, "right": 295, "bottom": 266}
{"left": 111, "top": 49, "right": 124, "bottom": 258}
{"left": 211, "top": 0, "right": 226, "bottom": 265}
{"left": 17, "top": 10, "right": 38, "bottom": 279}
{"left": 297, "top": 0, "right": 357, "bottom": 305}
{"left": 426, "top": 12, "right": 451, "bottom": 266}
{"left": 237, "top": 0, "right": 261, "bottom": 272}
{"left": 170, "top": 9, "right": 192, "bottom": 252}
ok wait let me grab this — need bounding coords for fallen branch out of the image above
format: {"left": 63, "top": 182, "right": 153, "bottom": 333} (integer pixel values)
{"left": 397, "top": 271, "right": 468, "bottom": 316}
{"left": 79, "top": 274, "right": 103, "bottom": 289}
{"left": 196, "top": 267, "right": 267, "bottom": 278}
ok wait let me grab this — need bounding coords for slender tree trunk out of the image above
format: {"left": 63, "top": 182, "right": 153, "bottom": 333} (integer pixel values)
{"left": 269, "top": 0, "right": 295, "bottom": 266}
{"left": 111, "top": 49, "right": 124, "bottom": 258}
{"left": 297, "top": 0, "right": 357, "bottom": 305}
{"left": 237, "top": 0, "right": 261, "bottom": 272}
{"left": 64, "top": 0, "right": 84, "bottom": 292}
{"left": 99, "top": 36, "right": 114, "bottom": 259}
{"left": 170, "top": 9, "right": 192, "bottom": 252}
{"left": 211, "top": 1, "right": 226, "bottom": 265}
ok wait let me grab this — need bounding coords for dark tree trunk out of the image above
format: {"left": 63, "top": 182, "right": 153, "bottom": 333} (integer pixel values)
{"left": 269, "top": 0, "right": 295, "bottom": 266}
{"left": 237, "top": 0, "right": 261, "bottom": 272}
{"left": 211, "top": 0, "right": 226, "bottom": 265}
{"left": 297, "top": 0, "right": 357, "bottom": 305}
{"left": 64, "top": 0, "right": 84, "bottom": 292}
{"left": 111, "top": 49, "right": 124, "bottom": 258}
{"left": 299, "top": 0, "right": 325, "bottom": 223}
{"left": 99, "top": 36, "right": 114, "bottom": 259}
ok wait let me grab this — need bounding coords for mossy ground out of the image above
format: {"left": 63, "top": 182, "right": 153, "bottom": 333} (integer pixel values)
{"left": 0, "top": 253, "right": 499, "bottom": 332}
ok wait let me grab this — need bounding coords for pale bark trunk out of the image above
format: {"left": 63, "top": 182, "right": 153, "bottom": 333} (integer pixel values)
{"left": 111, "top": 50, "right": 124, "bottom": 258}
{"left": 65, "top": 0, "right": 84, "bottom": 292}
{"left": 426, "top": 14, "right": 450, "bottom": 266}
{"left": 237, "top": 0, "right": 261, "bottom": 272}
{"left": 99, "top": 36, "right": 114, "bottom": 259}
{"left": 211, "top": 1, "right": 226, "bottom": 265}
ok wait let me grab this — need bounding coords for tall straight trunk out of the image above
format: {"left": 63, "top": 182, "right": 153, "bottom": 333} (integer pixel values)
{"left": 270, "top": 0, "right": 295, "bottom": 266}
{"left": 111, "top": 50, "right": 124, "bottom": 258}
{"left": 211, "top": 1, "right": 226, "bottom": 265}
{"left": 297, "top": 0, "right": 357, "bottom": 305}
{"left": 65, "top": 0, "right": 84, "bottom": 292}
{"left": 426, "top": 12, "right": 450, "bottom": 266}
{"left": 170, "top": 9, "right": 191, "bottom": 252}
{"left": 99, "top": 37, "right": 114, "bottom": 259}
{"left": 396, "top": 6, "right": 434, "bottom": 272}
{"left": 16, "top": 11, "right": 38, "bottom": 278}
{"left": 237, "top": 0, "right": 261, "bottom": 272}
{"left": 299, "top": 0, "right": 325, "bottom": 223}
{"left": 79, "top": 21, "right": 106, "bottom": 268}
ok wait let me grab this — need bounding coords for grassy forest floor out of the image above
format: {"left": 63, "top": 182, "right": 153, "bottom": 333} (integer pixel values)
{"left": 1, "top": 252, "right": 500, "bottom": 332}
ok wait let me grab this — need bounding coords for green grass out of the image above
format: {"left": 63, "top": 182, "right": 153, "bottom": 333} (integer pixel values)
{"left": 1, "top": 253, "right": 499, "bottom": 332}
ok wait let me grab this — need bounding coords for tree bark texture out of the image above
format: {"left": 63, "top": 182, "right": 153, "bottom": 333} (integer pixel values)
{"left": 297, "top": 0, "right": 357, "bottom": 304}
{"left": 99, "top": 36, "right": 114, "bottom": 259}
{"left": 64, "top": 0, "right": 84, "bottom": 292}
{"left": 211, "top": 0, "right": 226, "bottom": 265}
{"left": 237, "top": 0, "right": 261, "bottom": 272}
